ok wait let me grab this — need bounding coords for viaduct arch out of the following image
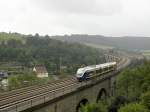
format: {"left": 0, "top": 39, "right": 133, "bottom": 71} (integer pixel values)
{"left": 33, "top": 75, "right": 115, "bottom": 112}
{"left": 76, "top": 99, "right": 89, "bottom": 112}
{"left": 96, "top": 88, "right": 107, "bottom": 103}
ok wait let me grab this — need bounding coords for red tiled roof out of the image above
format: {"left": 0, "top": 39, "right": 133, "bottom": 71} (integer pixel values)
{"left": 34, "top": 66, "right": 48, "bottom": 73}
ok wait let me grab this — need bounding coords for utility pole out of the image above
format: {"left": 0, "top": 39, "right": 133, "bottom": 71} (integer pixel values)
{"left": 95, "top": 56, "right": 97, "bottom": 75}
{"left": 59, "top": 57, "right": 62, "bottom": 75}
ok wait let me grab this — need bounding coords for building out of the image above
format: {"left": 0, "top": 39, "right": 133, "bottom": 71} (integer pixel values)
{"left": 0, "top": 72, "right": 8, "bottom": 80}
{"left": 33, "top": 65, "right": 48, "bottom": 78}
{"left": 0, "top": 72, "right": 9, "bottom": 89}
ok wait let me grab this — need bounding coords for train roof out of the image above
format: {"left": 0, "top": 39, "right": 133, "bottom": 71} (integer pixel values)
{"left": 98, "top": 62, "right": 116, "bottom": 68}
{"left": 76, "top": 62, "right": 116, "bottom": 74}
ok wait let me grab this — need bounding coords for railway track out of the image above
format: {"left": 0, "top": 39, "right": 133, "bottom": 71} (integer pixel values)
{"left": 0, "top": 76, "right": 74, "bottom": 99}
{"left": 0, "top": 55, "right": 130, "bottom": 112}
{"left": 0, "top": 81, "right": 79, "bottom": 110}
{"left": 0, "top": 77, "right": 76, "bottom": 106}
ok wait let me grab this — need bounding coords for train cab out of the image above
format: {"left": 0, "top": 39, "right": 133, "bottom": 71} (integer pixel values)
{"left": 76, "top": 68, "right": 86, "bottom": 82}
{"left": 76, "top": 66, "right": 95, "bottom": 82}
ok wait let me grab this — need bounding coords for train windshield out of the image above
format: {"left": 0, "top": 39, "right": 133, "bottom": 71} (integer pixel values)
{"left": 76, "top": 68, "right": 85, "bottom": 77}
{"left": 76, "top": 73, "right": 83, "bottom": 76}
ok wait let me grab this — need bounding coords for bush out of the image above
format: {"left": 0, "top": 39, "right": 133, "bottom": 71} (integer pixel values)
{"left": 80, "top": 102, "right": 107, "bottom": 112}
{"left": 118, "top": 103, "right": 148, "bottom": 112}
{"left": 141, "top": 91, "right": 150, "bottom": 110}
{"left": 116, "top": 62, "right": 150, "bottom": 101}
{"left": 108, "top": 96, "right": 127, "bottom": 112}
{"left": 8, "top": 72, "right": 40, "bottom": 89}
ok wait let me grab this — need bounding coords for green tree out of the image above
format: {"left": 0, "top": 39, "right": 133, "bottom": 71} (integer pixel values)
{"left": 8, "top": 72, "right": 39, "bottom": 89}
{"left": 141, "top": 91, "right": 150, "bottom": 110}
{"left": 118, "top": 103, "right": 148, "bottom": 112}
{"left": 116, "top": 63, "right": 150, "bottom": 101}
{"left": 0, "top": 32, "right": 104, "bottom": 76}
{"left": 8, "top": 75, "right": 20, "bottom": 89}
{"left": 116, "top": 68, "right": 143, "bottom": 100}
{"left": 80, "top": 102, "right": 107, "bottom": 112}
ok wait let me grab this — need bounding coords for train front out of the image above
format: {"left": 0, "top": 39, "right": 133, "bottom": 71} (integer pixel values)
{"left": 75, "top": 68, "right": 85, "bottom": 82}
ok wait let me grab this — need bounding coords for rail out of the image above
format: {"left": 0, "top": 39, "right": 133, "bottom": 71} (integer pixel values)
{"left": 0, "top": 55, "right": 130, "bottom": 112}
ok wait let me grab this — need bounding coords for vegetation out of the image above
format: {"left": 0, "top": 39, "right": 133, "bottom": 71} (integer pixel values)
{"left": 80, "top": 102, "right": 107, "bottom": 112}
{"left": 53, "top": 34, "right": 150, "bottom": 51}
{"left": 118, "top": 103, "right": 148, "bottom": 112}
{"left": 141, "top": 91, "right": 150, "bottom": 110}
{"left": 142, "top": 50, "right": 150, "bottom": 56}
{"left": 7, "top": 72, "right": 51, "bottom": 90}
{"left": 0, "top": 32, "right": 104, "bottom": 75}
{"left": 81, "top": 61, "right": 150, "bottom": 112}
{"left": 116, "top": 61, "right": 150, "bottom": 100}
{"left": 0, "top": 32, "right": 25, "bottom": 41}
{"left": 142, "top": 51, "right": 150, "bottom": 60}
{"left": 0, "top": 32, "right": 105, "bottom": 91}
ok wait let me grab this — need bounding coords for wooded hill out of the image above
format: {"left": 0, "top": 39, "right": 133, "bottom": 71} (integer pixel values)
{"left": 0, "top": 32, "right": 104, "bottom": 75}
{"left": 52, "top": 34, "right": 150, "bottom": 51}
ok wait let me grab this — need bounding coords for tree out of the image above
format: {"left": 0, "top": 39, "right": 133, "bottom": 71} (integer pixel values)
{"left": 0, "top": 32, "right": 104, "bottom": 76}
{"left": 8, "top": 75, "right": 20, "bottom": 89}
{"left": 80, "top": 102, "right": 107, "bottom": 112}
{"left": 108, "top": 96, "right": 127, "bottom": 112}
{"left": 141, "top": 91, "right": 150, "bottom": 110}
{"left": 116, "top": 64, "right": 150, "bottom": 101}
{"left": 8, "top": 72, "right": 40, "bottom": 89}
{"left": 116, "top": 69, "right": 140, "bottom": 99}
{"left": 118, "top": 103, "right": 148, "bottom": 112}
{"left": 142, "top": 73, "right": 150, "bottom": 92}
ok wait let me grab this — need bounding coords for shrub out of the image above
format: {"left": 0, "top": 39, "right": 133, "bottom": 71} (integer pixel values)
{"left": 118, "top": 103, "right": 148, "bottom": 112}
{"left": 141, "top": 91, "right": 150, "bottom": 110}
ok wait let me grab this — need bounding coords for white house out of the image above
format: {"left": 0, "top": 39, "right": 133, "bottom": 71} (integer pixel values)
{"left": 33, "top": 66, "right": 48, "bottom": 78}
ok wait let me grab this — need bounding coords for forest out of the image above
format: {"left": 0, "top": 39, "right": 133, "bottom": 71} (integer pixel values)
{"left": 0, "top": 32, "right": 105, "bottom": 90}
{"left": 81, "top": 61, "right": 150, "bottom": 112}
{"left": 0, "top": 32, "right": 104, "bottom": 75}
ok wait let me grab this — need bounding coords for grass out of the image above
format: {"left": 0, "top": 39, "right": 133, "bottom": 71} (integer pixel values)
{"left": 142, "top": 51, "right": 150, "bottom": 60}
{"left": 143, "top": 52, "right": 150, "bottom": 56}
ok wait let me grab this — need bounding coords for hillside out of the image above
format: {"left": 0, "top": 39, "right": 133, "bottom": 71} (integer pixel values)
{"left": 0, "top": 33, "right": 104, "bottom": 75}
{"left": 51, "top": 34, "right": 150, "bottom": 51}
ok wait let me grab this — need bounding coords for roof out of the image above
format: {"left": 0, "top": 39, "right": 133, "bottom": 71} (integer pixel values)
{"left": 33, "top": 66, "right": 48, "bottom": 73}
{"left": 98, "top": 62, "right": 116, "bottom": 68}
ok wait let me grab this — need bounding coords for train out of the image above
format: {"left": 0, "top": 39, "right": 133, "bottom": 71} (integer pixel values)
{"left": 76, "top": 62, "right": 117, "bottom": 82}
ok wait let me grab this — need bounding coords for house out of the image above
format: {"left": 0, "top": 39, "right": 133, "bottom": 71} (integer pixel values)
{"left": 0, "top": 72, "right": 8, "bottom": 80}
{"left": 1, "top": 79, "right": 8, "bottom": 87}
{"left": 33, "top": 65, "right": 48, "bottom": 78}
{"left": 0, "top": 72, "right": 9, "bottom": 89}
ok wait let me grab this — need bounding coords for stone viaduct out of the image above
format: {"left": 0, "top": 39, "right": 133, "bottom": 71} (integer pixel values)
{"left": 31, "top": 72, "right": 118, "bottom": 112}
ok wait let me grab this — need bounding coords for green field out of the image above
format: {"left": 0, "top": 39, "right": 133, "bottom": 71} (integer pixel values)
{"left": 142, "top": 51, "right": 150, "bottom": 60}
{"left": 143, "top": 51, "right": 150, "bottom": 56}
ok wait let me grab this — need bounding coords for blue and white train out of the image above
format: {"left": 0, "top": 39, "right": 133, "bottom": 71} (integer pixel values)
{"left": 76, "top": 62, "right": 117, "bottom": 82}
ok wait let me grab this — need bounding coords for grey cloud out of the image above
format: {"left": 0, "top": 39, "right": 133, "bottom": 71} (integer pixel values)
{"left": 1, "top": 0, "right": 150, "bottom": 37}
{"left": 32, "top": 0, "right": 122, "bottom": 15}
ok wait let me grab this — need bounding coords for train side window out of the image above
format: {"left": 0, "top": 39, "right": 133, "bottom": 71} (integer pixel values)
{"left": 109, "top": 66, "right": 114, "bottom": 70}
{"left": 104, "top": 67, "right": 107, "bottom": 71}
{"left": 88, "top": 71, "right": 94, "bottom": 75}
{"left": 109, "top": 66, "right": 112, "bottom": 69}
{"left": 84, "top": 72, "right": 88, "bottom": 77}
{"left": 96, "top": 69, "right": 102, "bottom": 74}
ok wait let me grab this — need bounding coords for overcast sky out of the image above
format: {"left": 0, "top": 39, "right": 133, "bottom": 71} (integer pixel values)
{"left": 0, "top": 0, "right": 150, "bottom": 36}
